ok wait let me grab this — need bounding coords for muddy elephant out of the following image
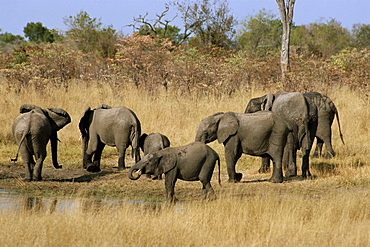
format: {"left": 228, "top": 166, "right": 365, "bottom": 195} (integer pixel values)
{"left": 79, "top": 104, "right": 141, "bottom": 172}
{"left": 128, "top": 142, "right": 220, "bottom": 203}
{"left": 245, "top": 91, "right": 318, "bottom": 178}
{"left": 195, "top": 111, "right": 292, "bottom": 183}
{"left": 12, "top": 104, "right": 71, "bottom": 181}
{"left": 139, "top": 132, "right": 170, "bottom": 179}
{"left": 303, "top": 92, "right": 345, "bottom": 158}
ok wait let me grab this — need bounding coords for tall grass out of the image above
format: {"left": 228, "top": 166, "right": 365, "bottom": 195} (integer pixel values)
{"left": 0, "top": 188, "right": 369, "bottom": 246}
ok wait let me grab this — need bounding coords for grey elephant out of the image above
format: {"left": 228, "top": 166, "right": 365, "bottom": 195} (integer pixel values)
{"left": 195, "top": 111, "right": 292, "bottom": 183}
{"left": 245, "top": 92, "right": 318, "bottom": 176}
{"left": 79, "top": 104, "right": 141, "bottom": 172}
{"left": 139, "top": 132, "right": 170, "bottom": 179}
{"left": 128, "top": 142, "right": 220, "bottom": 203}
{"left": 12, "top": 104, "right": 71, "bottom": 181}
{"left": 303, "top": 92, "right": 345, "bottom": 158}
{"left": 245, "top": 91, "right": 318, "bottom": 178}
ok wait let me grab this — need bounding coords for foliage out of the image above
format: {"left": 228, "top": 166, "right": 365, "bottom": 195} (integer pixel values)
{"left": 63, "top": 10, "right": 118, "bottom": 57}
{"left": 23, "top": 22, "right": 55, "bottom": 43}
{"left": 236, "top": 9, "right": 282, "bottom": 56}
{"left": 175, "top": 0, "right": 237, "bottom": 49}
{"left": 0, "top": 32, "right": 24, "bottom": 44}
{"left": 351, "top": 23, "right": 370, "bottom": 50}
{"left": 291, "top": 18, "right": 352, "bottom": 58}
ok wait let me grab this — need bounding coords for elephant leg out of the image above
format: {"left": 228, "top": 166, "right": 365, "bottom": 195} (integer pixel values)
{"left": 301, "top": 146, "right": 312, "bottom": 178}
{"left": 20, "top": 146, "right": 35, "bottom": 181}
{"left": 270, "top": 160, "right": 283, "bottom": 183}
{"left": 224, "top": 140, "right": 243, "bottom": 182}
{"left": 86, "top": 140, "right": 104, "bottom": 173}
{"left": 33, "top": 150, "right": 47, "bottom": 181}
{"left": 258, "top": 157, "right": 270, "bottom": 173}
{"left": 201, "top": 182, "right": 215, "bottom": 200}
{"left": 313, "top": 138, "right": 324, "bottom": 158}
{"left": 117, "top": 147, "right": 127, "bottom": 171}
{"left": 285, "top": 135, "right": 297, "bottom": 177}
{"left": 322, "top": 132, "right": 335, "bottom": 159}
{"left": 164, "top": 171, "right": 177, "bottom": 203}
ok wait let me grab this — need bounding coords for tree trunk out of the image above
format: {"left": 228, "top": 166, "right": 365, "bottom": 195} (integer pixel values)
{"left": 276, "top": 0, "right": 296, "bottom": 79}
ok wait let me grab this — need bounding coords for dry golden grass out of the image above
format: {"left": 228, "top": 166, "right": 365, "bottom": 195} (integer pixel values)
{"left": 0, "top": 80, "right": 369, "bottom": 246}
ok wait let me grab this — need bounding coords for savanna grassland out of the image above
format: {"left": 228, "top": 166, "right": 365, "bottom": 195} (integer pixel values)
{"left": 0, "top": 39, "right": 369, "bottom": 246}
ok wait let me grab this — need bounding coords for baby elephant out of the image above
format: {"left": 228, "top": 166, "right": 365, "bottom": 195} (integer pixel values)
{"left": 139, "top": 132, "right": 171, "bottom": 180}
{"left": 128, "top": 142, "right": 220, "bottom": 203}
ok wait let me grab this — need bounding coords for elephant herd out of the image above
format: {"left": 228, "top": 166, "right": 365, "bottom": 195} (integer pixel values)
{"left": 12, "top": 91, "right": 344, "bottom": 202}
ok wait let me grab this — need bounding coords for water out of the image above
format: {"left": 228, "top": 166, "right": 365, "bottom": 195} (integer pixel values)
{"left": 0, "top": 189, "right": 129, "bottom": 213}
{"left": 0, "top": 189, "right": 186, "bottom": 214}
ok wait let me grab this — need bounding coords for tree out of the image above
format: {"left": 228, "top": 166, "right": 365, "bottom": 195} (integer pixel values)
{"left": 0, "top": 32, "right": 24, "bottom": 44}
{"left": 276, "top": 0, "right": 295, "bottom": 78}
{"left": 175, "top": 0, "right": 237, "bottom": 49}
{"left": 291, "top": 19, "right": 351, "bottom": 58}
{"left": 23, "top": 22, "right": 55, "bottom": 43}
{"left": 64, "top": 10, "right": 118, "bottom": 57}
{"left": 237, "top": 9, "right": 282, "bottom": 55}
{"left": 130, "top": 4, "right": 183, "bottom": 44}
{"left": 352, "top": 24, "right": 370, "bottom": 50}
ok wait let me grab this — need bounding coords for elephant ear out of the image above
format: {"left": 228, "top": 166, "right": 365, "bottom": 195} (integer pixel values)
{"left": 44, "top": 107, "right": 71, "bottom": 132}
{"left": 262, "top": 93, "right": 274, "bottom": 111}
{"left": 95, "top": 104, "right": 112, "bottom": 110}
{"left": 19, "top": 104, "right": 42, "bottom": 113}
{"left": 79, "top": 107, "right": 93, "bottom": 137}
{"left": 158, "top": 153, "right": 177, "bottom": 174}
{"left": 217, "top": 112, "right": 239, "bottom": 144}
{"left": 139, "top": 133, "right": 148, "bottom": 152}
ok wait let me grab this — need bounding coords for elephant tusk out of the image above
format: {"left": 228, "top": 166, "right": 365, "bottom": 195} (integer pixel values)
{"left": 135, "top": 169, "right": 142, "bottom": 174}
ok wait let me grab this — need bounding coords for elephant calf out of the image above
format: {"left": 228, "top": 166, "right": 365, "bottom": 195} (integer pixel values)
{"left": 139, "top": 132, "right": 171, "bottom": 179}
{"left": 128, "top": 142, "right": 220, "bottom": 203}
{"left": 12, "top": 104, "right": 71, "bottom": 181}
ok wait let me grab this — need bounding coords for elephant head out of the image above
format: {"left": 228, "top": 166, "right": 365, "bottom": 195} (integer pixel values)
{"left": 245, "top": 93, "right": 275, "bottom": 113}
{"left": 128, "top": 152, "right": 177, "bottom": 180}
{"left": 195, "top": 112, "right": 224, "bottom": 143}
{"left": 195, "top": 112, "right": 240, "bottom": 144}
{"left": 19, "top": 104, "right": 71, "bottom": 132}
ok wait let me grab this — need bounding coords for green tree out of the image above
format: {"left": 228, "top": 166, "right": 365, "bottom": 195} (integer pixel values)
{"left": 64, "top": 10, "right": 117, "bottom": 57}
{"left": 23, "top": 22, "right": 55, "bottom": 43}
{"left": 0, "top": 32, "right": 24, "bottom": 44}
{"left": 236, "top": 9, "right": 282, "bottom": 55}
{"left": 352, "top": 24, "right": 370, "bottom": 50}
{"left": 176, "top": 0, "right": 237, "bottom": 49}
{"left": 291, "top": 18, "right": 351, "bottom": 58}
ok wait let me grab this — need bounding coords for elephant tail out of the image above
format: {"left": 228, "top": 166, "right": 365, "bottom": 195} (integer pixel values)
{"left": 11, "top": 130, "right": 28, "bottom": 162}
{"left": 334, "top": 106, "right": 345, "bottom": 145}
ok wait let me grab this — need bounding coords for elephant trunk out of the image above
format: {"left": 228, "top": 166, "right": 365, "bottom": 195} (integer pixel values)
{"left": 128, "top": 162, "right": 145, "bottom": 180}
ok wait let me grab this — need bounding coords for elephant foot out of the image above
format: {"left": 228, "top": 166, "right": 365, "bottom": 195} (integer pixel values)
{"left": 34, "top": 177, "right": 42, "bottom": 181}
{"left": 87, "top": 165, "right": 101, "bottom": 173}
{"left": 117, "top": 166, "right": 126, "bottom": 171}
{"left": 228, "top": 173, "right": 243, "bottom": 183}
{"left": 285, "top": 169, "right": 297, "bottom": 177}
{"left": 25, "top": 178, "right": 32, "bottom": 182}
{"left": 54, "top": 165, "right": 63, "bottom": 169}
{"left": 269, "top": 176, "right": 283, "bottom": 183}
{"left": 325, "top": 152, "right": 335, "bottom": 159}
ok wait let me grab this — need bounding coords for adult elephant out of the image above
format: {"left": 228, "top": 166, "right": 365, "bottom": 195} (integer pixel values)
{"left": 79, "top": 104, "right": 141, "bottom": 172}
{"left": 303, "top": 92, "right": 345, "bottom": 158}
{"left": 195, "top": 111, "right": 292, "bottom": 183}
{"left": 128, "top": 142, "right": 220, "bottom": 203}
{"left": 12, "top": 104, "right": 71, "bottom": 181}
{"left": 245, "top": 91, "right": 318, "bottom": 178}
{"left": 139, "top": 132, "right": 170, "bottom": 179}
